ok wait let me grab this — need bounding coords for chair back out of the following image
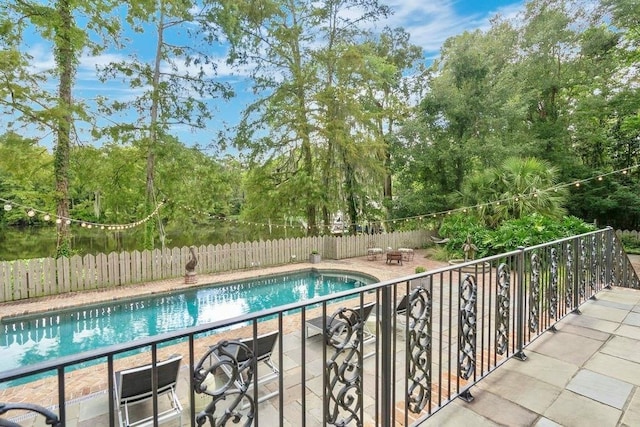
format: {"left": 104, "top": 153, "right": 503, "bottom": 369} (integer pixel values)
{"left": 347, "top": 302, "right": 375, "bottom": 324}
{"left": 237, "top": 331, "right": 279, "bottom": 363}
{"left": 395, "top": 294, "right": 409, "bottom": 314}
{"left": 116, "top": 355, "right": 182, "bottom": 402}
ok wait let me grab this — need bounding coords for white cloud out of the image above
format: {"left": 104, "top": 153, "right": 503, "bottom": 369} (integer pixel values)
{"left": 379, "top": 0, "right": 525, "bottom": 56}
{"left": 26, "top": 44, "right": 56, "bottom": 74}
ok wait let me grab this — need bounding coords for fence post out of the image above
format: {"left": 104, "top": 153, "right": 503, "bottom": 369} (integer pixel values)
{"left": 514, "top": 246, "right": 527, "bottom": 361}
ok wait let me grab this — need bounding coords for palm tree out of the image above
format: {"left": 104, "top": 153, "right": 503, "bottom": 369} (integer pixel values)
{"left": 461, "top": 157, "right": 567, "bottom": 227}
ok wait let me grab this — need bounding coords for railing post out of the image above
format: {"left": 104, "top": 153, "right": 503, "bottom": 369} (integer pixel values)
{"left": 514, "top": 246, "right": 527, "bottom": 361}
{"left": 603, "top": 227, "right": 612, "bottom": 289}
{"left": 57, "top": 366, "right": 66, "bottom": 424}
{"left": 380, "top": 286, "right": 393, "bottom": 426}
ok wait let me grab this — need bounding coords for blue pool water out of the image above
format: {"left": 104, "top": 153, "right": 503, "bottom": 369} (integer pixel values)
{"left": 0, "top": 270, "right": 374, "bottom": 376}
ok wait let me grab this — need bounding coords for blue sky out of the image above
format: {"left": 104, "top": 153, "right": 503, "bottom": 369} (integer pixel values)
{"left": 20, "top": 0, "right": 525, "bottom": 154}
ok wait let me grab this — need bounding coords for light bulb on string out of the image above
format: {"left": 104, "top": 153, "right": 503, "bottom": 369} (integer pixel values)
{"left": 55, "top": 218, "right": 62, "bottom": 224}
{"left": 43, "top": 214, "right": 51, "bottom": 221}
{"left": 27, "top": 209, "right": 35, "bottom": 217}
{"left": 3, "top": 204, "right": 11, "bottom": 211}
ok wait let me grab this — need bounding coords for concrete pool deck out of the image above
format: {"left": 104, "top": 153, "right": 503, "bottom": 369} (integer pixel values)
{"left": 2, "top": 252, "right": 640, "bottom": 426}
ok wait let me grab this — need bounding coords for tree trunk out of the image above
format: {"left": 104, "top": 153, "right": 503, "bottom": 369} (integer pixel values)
{"left": 54, "top": 0, "right": 74, "bottom": 257}
{"left": 144, "top": 7, "right": 164, "bottom": 250}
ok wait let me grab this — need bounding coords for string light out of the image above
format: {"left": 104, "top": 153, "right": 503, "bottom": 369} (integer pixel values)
{"left": 2, "top": 165, "right": 636, "bottom": 233}
{"left": 190, "top": 163, "right": 637, "bottom": 231}
{"left": 0, "top": 197, "right": 164, "bottom": 231}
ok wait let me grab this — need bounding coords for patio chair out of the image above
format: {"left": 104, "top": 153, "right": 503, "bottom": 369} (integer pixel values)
{"left": 385, "top": 284, "right": 431, "bottom": 333}
{"left": 209, "top": 330, "right": 280, "bottom": 404}
{"left": 305, "top": 302, "right": 376, "bottom": 346}
{"left": 366, "top": 240, "right": 383, "bottom": 260}
{"left": 114, "top": 355, "right": 183, "bottom": 427}
{"left": 397, "top": 247, "right": 415, "bottom": 261}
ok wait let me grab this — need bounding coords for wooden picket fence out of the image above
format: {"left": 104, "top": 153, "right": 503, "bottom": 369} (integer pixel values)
{"left": 616, "top": 229, "right": 640, "bottom": 240}
{"left": 0, "top": 230, "right": 430, "bottom": 303}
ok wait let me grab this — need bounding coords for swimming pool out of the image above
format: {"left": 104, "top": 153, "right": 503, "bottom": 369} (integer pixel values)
{"left": 0, "top": 269, "right": 375, "bottom": 375}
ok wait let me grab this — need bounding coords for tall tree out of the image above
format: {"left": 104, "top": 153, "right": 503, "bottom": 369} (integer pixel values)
{"left": 362, "top": 28, "right": 423, "bottom": 206}
{"left": 405, "top": 20, "right": 523, "bottom": 214}
{"left": 235, "top": 0, "right": 395, "bottom": 235}
{"left": 4, "top": 0, "right": 119, "bottom": 256}
{"left": 97, "top": 0, "right": 236, "bottom": 248}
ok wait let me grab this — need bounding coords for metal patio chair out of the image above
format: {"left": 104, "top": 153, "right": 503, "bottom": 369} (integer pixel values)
{"left": 208, "top": 330, "right": 280, "bottom": 404}
{"left": 113, "top": 355, "right": 183, "bottom": 427}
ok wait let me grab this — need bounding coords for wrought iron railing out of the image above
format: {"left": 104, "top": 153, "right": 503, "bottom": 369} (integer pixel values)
{"left": 1, "top": 227, "right": 638, "bottom": 426}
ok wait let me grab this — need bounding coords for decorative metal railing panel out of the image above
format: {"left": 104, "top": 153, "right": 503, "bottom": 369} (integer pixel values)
{"left": 496, "top": 263, "right": 510, "bottom": 355}
{"left": 549, "top": 248, "right": 559, "bottom": 319}
{"left": 529, "top": 253, "right": 541, "bottom": 332}
{"left": 579, "top": 238, "right": 587, "bottom": 300}
{"left": 458, "top": 274, "right": 477, "bottom": 381}
{"left": 566, "top": 242, "right": 574, "bottom": 308}
{"left": 407, "top": 286, "right": 432, "bottom": 413}
{"left": 590, "top": 235, "right": 597, "bottom": 293}
{"left": 1, "top": 227, "right": 639, "bottom": 427}
{"left": 324, "top": 306, "right": 366, "bottom": 426}
{"left": 193, "top": 341, "right": 256, "bottom": 426}
{"left": 601, "top": 235, "right": 608, "bottom": 287}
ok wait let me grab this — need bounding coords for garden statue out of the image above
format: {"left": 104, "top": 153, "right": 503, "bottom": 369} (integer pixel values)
{"left": 462, "top": 235, "right": 477, "bottom": 262}
{"left": 185, "top": 246, "right": 198, "bottom": 284}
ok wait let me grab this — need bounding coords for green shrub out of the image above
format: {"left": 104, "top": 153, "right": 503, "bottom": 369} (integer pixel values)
{"left": 438, "top": 214, "right": 490, "bottom": 258}
{"left": 621, "top": 234, "right": 640, "bottom": 254}
{"left": 439, "top": 213, "right": 596, "bottom": 258}
{"left": 415, "top": 266, "right": 426, "bottom": 274}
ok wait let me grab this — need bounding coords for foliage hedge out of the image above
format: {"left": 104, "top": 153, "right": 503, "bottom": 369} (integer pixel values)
{"left": 620, "top": 235, "right": 640, "bottom": 255}
{"left": 438, "top": 213, "right": 596, "bottom": 259}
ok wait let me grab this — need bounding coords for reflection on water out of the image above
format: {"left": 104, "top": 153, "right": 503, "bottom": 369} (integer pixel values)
{"left": 1, "top": 271, "right": 372, "bottom": 376}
